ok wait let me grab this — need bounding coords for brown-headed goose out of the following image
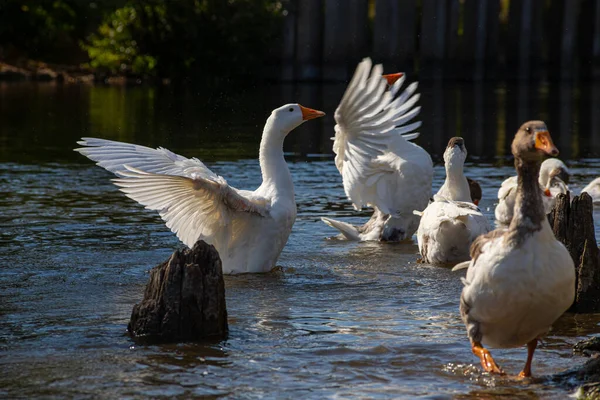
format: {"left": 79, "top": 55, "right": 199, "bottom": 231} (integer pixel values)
{"left": 467, "top": 177, "right": 482, "bottom": 206}
{"left": 75, "top": 104, "right": 325, "bottom": 274}
{"left": 321, "top": 58, "right": 433, "bottom": 242}
{"left": 415, "top": 137, "right": 491, "bottom": 265}
{"left": 453, "top": 121, "right": 575, "bottom": 377}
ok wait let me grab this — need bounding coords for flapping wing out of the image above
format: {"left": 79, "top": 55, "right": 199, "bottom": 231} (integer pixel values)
{"left": 75, "top": 137, "right": 270, "bottom": 248}
{"left": 75, "top": 137, "right": 216, "bottom": 178}
{"left": 332, "top": 58, "right": 422, "bottom": 209}
{"left": 112, "top": 166, "right": 270, "bottom": 248}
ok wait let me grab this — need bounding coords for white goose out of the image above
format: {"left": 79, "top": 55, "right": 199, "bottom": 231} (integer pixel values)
{"left": 453, "top": 121, "right": 575, "bottom": 377}
{"left": 495, "top": 157, "right": 570, "bottom": 225}
{"left": 416, "top": 137, "right": 491, "bottom": 265}
{"left": 75, "top": 104, "right": 325, "bottom": 274}
{"left": 321, "top": 58, "right": 433, "bottom": 241}
{"left": 582, "top": 177, "right": 600, "bottom": 203}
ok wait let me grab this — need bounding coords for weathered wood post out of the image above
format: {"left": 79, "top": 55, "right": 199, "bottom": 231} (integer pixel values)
{"left": 295, "top": 0, "right": 323, "bottom": 80}
{"left": 550, "top": 192, "right": 600, "bottom": 313}
{"left": 594, "top": 0, "right": 600, "bottom": 79}
{"left": 420, "top": 0, "right": 447, "bottom": 79}
{"left": 280, "top": 0, "right": 298, "bottom": 81}
{"left": 483, "top": 0, "right": 500, "bottom": 80}
{"left": 443, "top": 0, "right": 460, "bottom": 80}
{"left": 347, "top": 0, "right": 369, "bottom": 63}
{"left": 560, "top": 0, "right": 581, "bottom": 81}
{"left": 577, "top": 0, "right": 600, "bottom": 80}
{"left": 459, "top": 0, "right": 493, "bottom": 81}
{"left": 547, "top": 0, "right": 582, "bottom": 80}
{"left": 373, "top": 0, "right": 417, "bottom": 74}
{"left": 128, "top": 240, "right": 228, "bottom": 342}
{"left": 323, "top": 0, "right": 351, "bottom": 80}
{"left": 505, "top": 0, "right": 544, "bottom": 81}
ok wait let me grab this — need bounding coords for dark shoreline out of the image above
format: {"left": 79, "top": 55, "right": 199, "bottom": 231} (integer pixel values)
{"left": 0, "top": 60, "right": 167, "bottom": 85}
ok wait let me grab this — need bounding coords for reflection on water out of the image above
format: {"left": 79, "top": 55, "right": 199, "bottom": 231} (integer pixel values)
{"left": 1, "top": 80, "right": 599, "bottom": 164}
{"left": 1, "top": 82, "right": 600, "bottom": 399}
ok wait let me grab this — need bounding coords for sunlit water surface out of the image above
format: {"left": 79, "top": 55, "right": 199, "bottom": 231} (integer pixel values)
{"left": 1, "top": 82, "right": 600, "bottom": 399}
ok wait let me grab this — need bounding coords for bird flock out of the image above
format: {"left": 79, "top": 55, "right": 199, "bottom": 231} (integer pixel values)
{"left": 75, "top": 58, "right": 599, "bottom": 379}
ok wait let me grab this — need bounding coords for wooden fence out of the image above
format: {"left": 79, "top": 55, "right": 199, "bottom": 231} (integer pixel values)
{"left": 276, "top": 0, "right": 600, "bottom": 81}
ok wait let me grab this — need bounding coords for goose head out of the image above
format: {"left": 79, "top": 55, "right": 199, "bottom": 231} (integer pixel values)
{"left": 269, "top": 104, "right": 325, "bottom": 136}
{"left": 467, "top": 177, "right": 482, "bottom": 205}
{"left": 444, "top": 137, "right": 467, "bottom": 170}
{"left": 512, "top": 121, "right": 559, "bottom": 162}
{"left": 539, "top": 158, "right": 570, "bottom": 186}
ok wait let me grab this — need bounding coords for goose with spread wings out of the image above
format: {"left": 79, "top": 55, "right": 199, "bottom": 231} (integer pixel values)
{"left": 75, "top": 104, "right": 325, "bottom": 274}
{"left": 321, "top": 58, "right": 433, "bottom": 241}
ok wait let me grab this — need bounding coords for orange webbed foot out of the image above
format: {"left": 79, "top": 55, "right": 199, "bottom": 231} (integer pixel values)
{"left": 472, "top": 342, "right": 505, "bottom": 375}
{"left": 517, "top": 339, "right": 538, "bottom": 379}
{"left": 517, "top": 370, "right": 531, "bottom": 379}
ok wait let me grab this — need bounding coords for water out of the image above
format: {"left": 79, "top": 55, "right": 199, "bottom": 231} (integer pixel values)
{"left": 1, "top": 82, "right": 600, "bottom": 399}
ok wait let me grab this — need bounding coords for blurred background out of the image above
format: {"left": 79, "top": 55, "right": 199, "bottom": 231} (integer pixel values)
{"left": 1, "top": 0, "right": 599, "bottom": 82}
{"left": 0, "top": 0, "right": 599, "bottom": 160}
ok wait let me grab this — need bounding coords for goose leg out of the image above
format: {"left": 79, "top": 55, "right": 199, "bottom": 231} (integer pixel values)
{"left": 472, "top": 342, "right": 504, "bottom": 374}
{"left": 518, "top": 339, "right": 537, "bottom": 378}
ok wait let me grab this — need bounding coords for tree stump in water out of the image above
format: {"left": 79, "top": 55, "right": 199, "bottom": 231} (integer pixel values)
{"left": 552, "top": 337, "right": 600, "bottom": 398}
{"left": 128, "top": 240, "right": 228, "bottom": 342}
{"left": 552, "top": 354, "right": 600, "bottom": 398}
{"left": 549, "top": 192, "right": 600, "bottom": 313}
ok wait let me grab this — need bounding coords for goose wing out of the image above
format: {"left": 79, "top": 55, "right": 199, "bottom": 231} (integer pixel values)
{"left": 332, "top": 58, "right": 422, "bottom": 210}
{"left": 75, "top": 138, "right": 270, "bottom": 248}
{"left": 75, "top": 137, "right": 216, "bottom": 177}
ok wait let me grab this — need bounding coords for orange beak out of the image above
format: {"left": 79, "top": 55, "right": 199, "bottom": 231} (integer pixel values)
{"left": 383, "top": 72, "right": 404, "bottom": 86}
{"left": 473, "top": 199, "right": 479, "bottom": 206}
{"left": 534, "top": 131, "right": 559, "bottom": 156}
{"left": 544, "top": 188, "right": 552, "bottom": 197}
{"left": 299, "top": 105, "right": 325, "bottom": 121}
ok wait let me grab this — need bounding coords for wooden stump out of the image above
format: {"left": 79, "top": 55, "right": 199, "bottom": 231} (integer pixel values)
{"left": 552, "top": 354, "right": 600, "bottom": 398}
{"left": 550, "top": 192, "right": 600, "bottom": 313}
{"left": 128, "top": 240, "right": 228, "bottom": 343}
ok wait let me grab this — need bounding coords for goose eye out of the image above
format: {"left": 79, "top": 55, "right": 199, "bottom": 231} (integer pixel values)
{"left": 288, "top": 108, "right": 294, "bottom": 112}
{"left": 525, "top": 127, "right": 531, "bottom": 133}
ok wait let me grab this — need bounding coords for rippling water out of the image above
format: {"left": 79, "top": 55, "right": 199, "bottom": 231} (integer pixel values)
{"left": 1, "top": 82, "right": 600, "bottom": 399}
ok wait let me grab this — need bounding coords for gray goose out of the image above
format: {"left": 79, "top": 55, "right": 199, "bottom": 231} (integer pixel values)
{"left": 453, "top": 121, "right": 575, "bottom": 377}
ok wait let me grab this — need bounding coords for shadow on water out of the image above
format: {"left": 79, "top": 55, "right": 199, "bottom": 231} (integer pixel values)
{"left": 1, "top": 81, "right": 600, "bottom": 399}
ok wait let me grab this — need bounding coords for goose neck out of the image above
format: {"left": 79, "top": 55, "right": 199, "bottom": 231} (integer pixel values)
{"left": 442, "top": 163, "right": 471, "bottom": 201}
{"left": 508, "top": 157, "right": 545, "bottom": 240}
{"left": 259, "top": 118, "right": 293, "bottom": 194}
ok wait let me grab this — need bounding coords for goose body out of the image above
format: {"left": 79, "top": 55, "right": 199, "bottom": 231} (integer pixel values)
{"left": 456, "top": 121, "right": 575, "bottom": 377}
{"left": 75, "top": 104, "right": 325, "bottom": 274}
{"left": 416, "top": 137, "right": 490, "bottom": 265}
{"left": 582, "top": 177, "right": 600, "bottom": 203}
{"left": 321, "top": 58, "right": 433, "bottom": 242}
{"left": 461, "top": 226, "right": 574, "bottom": 349}
{"left": 495, "top": 158, "right": 570, "bottom": 225}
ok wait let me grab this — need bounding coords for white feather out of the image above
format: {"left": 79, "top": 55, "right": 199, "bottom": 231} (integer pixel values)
{"left": 75, "top": 103, "right": 321, "bottom": 273}
{"left": 325, "top": 57, "right": 433, "bottom": 241}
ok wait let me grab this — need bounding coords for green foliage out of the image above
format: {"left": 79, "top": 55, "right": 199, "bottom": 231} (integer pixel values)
{"left": 0, "top": 1, "right": 120, "bottom": 63}
{"left": 0, "top": 0, "right": 283, "bottom": 82}
{"left": 84, "top": 6, "right": 157, "bottom": 75}
{"left": 85, "top": 0, "right": 284, "bottom": 81}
